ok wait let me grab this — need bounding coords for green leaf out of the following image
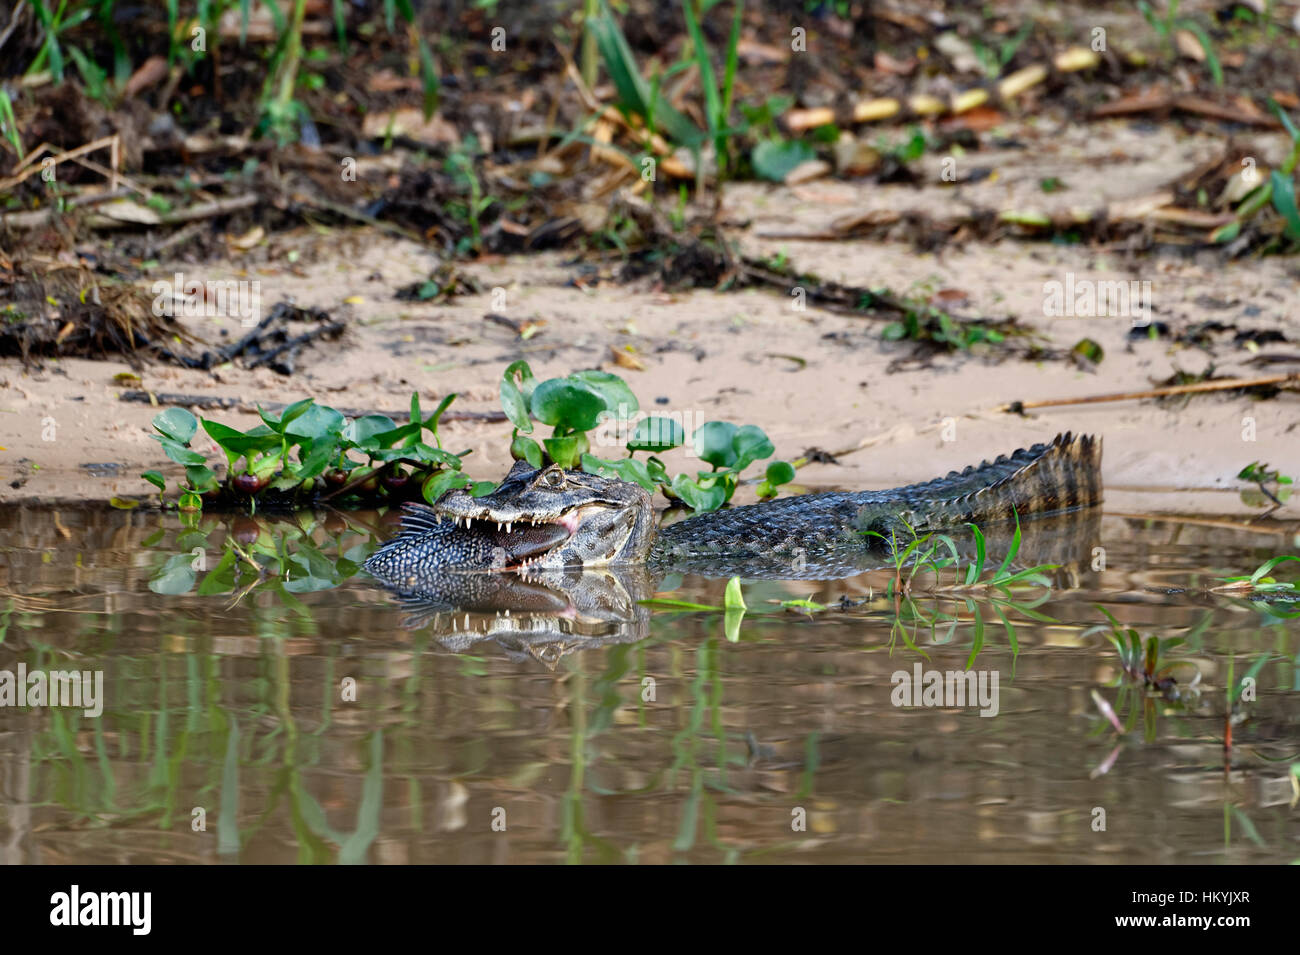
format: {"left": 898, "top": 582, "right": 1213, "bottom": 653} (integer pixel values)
{"left": 670, "top": 473, "right": 729, "bottom": 512}
{"left": 1269, "top": 97, "right": 1300, "bottom": 146}
{"left": 153, "top": 435, "right": 208, "bottom": 467}
{"left": 500, "top": 361, "right": 536, "bottom": 433}
{"left": 249, "top": 449, "right": 284, "bottom": 478}
{"left": 751, "top": 138, "right": 815, "bottom": 181}
{"left": 628, "top": 417, "right": 685, "bottom": 453}
{"left": 724, "top": 576, "right": 746, "bottom": 611}
{"left": 588, "top": 2, "right": 701, "bottom": 147}
{"left": 723, "top": 606, "right": 745, "bottom": 643}
{"left": 582, "top": 453, "right": 657, "bottom": 492}
{"left": 764, "top": 459, "right": 795, "bottom": 485}
{"left": 511, "top": 434, "right": 545, "bottom": 468}
{"left": 422, "top": 469, "right": 471, "bottom": 504}
{"left": 1230, "top": 652, "right": 1271, "bottom": 703}
{"left": 285, "top": 404, "right": 345, "bottom": 443}
{"left": 1072, "top": 338, "right": 1105, "bottom": 364}
{"left": 293, "top": 440, "right": 336, "bottom": 481}
{"left": 544, "top": 432, "right": 589, "bottom": 469}
{"left": 966, "top": 523, "right": 987, "bottom": 585}
{"left": 421, "top": 393, "right": 457, "bottom": 444}
{"left": 570, "top": 369, "right": 639, "bottom": 418}
{"left": 1210, "top": 219, "right": 1241, "bottom": 244}
{"left": 152, "top": 407, "right": 198, "bottom": 443}
{"left": 530, "top": 379, "right": 607, "bottom": 432}
{"left": 343, "top": 415, "right": 398, "bottom": 448}
{"left": 142, "top": 470, "right": 166, "bottom": 491}
{"left": 370, "top": 443, "right": 462, "bottom": 469}
{"left": 197, "top": 550, "right": 239, "bottom": 596}
{"left": 692, "top": 421, "right": 738, "bottom": 468}
{"left": 150, "top": 553, "right": 197, "bottom": 595}
{"left": 1269, "top": 170, "right": 1300, "bottom": 240}
{"left": 1250, "top": 555, "right": 1300, "bottom": 586}
{"left": 406, "top": 392, "right": 423, "bottom": 447}
{"left": 682, "top": 0, "right": 722, "bottom": 151}
{"left": 731, "top": 424, "right": 775, "bottom": 470}
{"left": 363, "top": 421, "right": 422, "bottom": 451}
{"left": 185, "top": 465, "right": 219, "bottom": 493}
{"left": 645, "top": 455, "right": 671, "bottom": 485}
{"left": 417, "top": 36, "right": 440, "bottom": 118}
{"left": 202, "top": 420, "right": 281, "bottom": 462}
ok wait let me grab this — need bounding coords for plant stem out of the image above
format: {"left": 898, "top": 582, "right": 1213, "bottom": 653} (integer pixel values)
{"left": 273, "top": 0, "right": 309, "bottom": 129}
{"left": 581, "top": 0, "right": 599, "bottom": 89}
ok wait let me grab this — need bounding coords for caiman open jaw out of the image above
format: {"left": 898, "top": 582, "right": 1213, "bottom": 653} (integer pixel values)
{"left": 428, "top": 501, "right": 625, "bottom": 568}
{"left": 430, "top": 460, "right": 655, "bottom": 569}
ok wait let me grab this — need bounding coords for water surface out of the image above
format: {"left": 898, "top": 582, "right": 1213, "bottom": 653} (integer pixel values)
{"left": 1, "top": 504, "right": 1297, "bottom": 864}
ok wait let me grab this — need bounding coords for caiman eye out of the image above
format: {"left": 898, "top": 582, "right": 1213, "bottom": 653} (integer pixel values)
{"left": 543, "top": 469, "right": 565, "bottom": 487}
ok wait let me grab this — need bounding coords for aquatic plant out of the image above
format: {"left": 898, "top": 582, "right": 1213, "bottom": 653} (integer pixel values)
{"left": 500, "top": 360, "right": 794, "bottom": 512}
{"left": 869, "top": 515, "right": 1060, "bottom": 597}
{"left": 1213, "top": 555, "right": 1299, "bottom": 596}
{"left": 138, "top": 361, "right": 793, "bottom": 514}
{"left": 142, "top": 391, "right": 467, "bottom": 512}
{"left": 1235, "top": 461, "right": 1294, "bottom": 513}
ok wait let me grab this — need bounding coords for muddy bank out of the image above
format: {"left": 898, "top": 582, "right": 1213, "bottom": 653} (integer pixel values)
{"left": 2, "top": 224, "right": 1297, "bottom": 519}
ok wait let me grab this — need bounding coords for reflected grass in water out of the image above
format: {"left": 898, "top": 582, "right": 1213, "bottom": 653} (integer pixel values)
{"left": 0, "top": 505, "right": 1297, "bottom": 863}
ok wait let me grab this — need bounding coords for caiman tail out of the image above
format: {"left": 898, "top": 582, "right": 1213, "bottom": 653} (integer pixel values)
{"left": 651, "top": 432, "right": 1102, "bottom": 576}
{"left": 854, "top": 431, "right": 1103, "bottom": 534}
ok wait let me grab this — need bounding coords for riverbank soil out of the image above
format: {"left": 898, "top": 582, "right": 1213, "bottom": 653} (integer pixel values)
{"left": 2, "top": 1, "right": 1298, "bottom": 522}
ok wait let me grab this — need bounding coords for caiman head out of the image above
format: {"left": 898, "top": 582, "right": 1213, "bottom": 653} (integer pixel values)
{"left": 371, "top": 460, "right": 656, "bottom": 575}
{"left": 439, "top": 460, "right": 655, "bottom": 568}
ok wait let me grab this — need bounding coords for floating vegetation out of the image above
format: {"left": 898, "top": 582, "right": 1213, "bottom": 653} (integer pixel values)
{"left": 1213, "top": 555, "right": 1299, "bottom": 596}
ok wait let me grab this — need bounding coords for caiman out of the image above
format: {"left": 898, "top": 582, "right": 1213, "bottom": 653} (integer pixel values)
{"left": 365, "top": 431, "right": 1102, "bottom": 585}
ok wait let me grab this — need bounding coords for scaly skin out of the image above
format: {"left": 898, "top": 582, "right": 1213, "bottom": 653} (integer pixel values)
{"left": 364, "top": 432, "right": 1102, "bottom": 585}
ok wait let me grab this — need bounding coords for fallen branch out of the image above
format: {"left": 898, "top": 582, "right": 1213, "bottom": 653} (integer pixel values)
{"left": 243, "top": 321, "right": 345, "bottom": 373}
{"left": 0, "top": 134, "right": 121, "bottom": 191}
{"left": 0, "top": 187, "right": 133, "bottom": 229}
{"left": 90, "top": 193, "right": 259, "bottom": 229}
{"left": 2, "top": 192, "right": 258, "bottom": 231}
{"left": 999, "top": 373, "right": 1300, "bottom": 412}
{"left": 1092, "top": 93, "right": 1280, "bottom": 128}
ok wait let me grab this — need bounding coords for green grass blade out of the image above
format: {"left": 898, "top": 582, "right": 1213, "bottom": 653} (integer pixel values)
{"left": 589, "top": 1, "right": 700, "bottom": 147}
{"left": 965, "top": 523, "right": 986, "bottom": 585}
{"left": 1250, "top": 554, "right": 1300, "bottom": 585}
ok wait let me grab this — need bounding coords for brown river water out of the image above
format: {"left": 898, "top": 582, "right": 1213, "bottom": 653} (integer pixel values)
{"left": 1, "top": 504, "right": 1297, "bottom": 864}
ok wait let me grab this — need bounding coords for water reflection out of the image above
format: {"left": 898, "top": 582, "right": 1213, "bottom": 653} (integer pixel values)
{"left": 0, "top": 504, "right": 1296, "bottom": 863}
